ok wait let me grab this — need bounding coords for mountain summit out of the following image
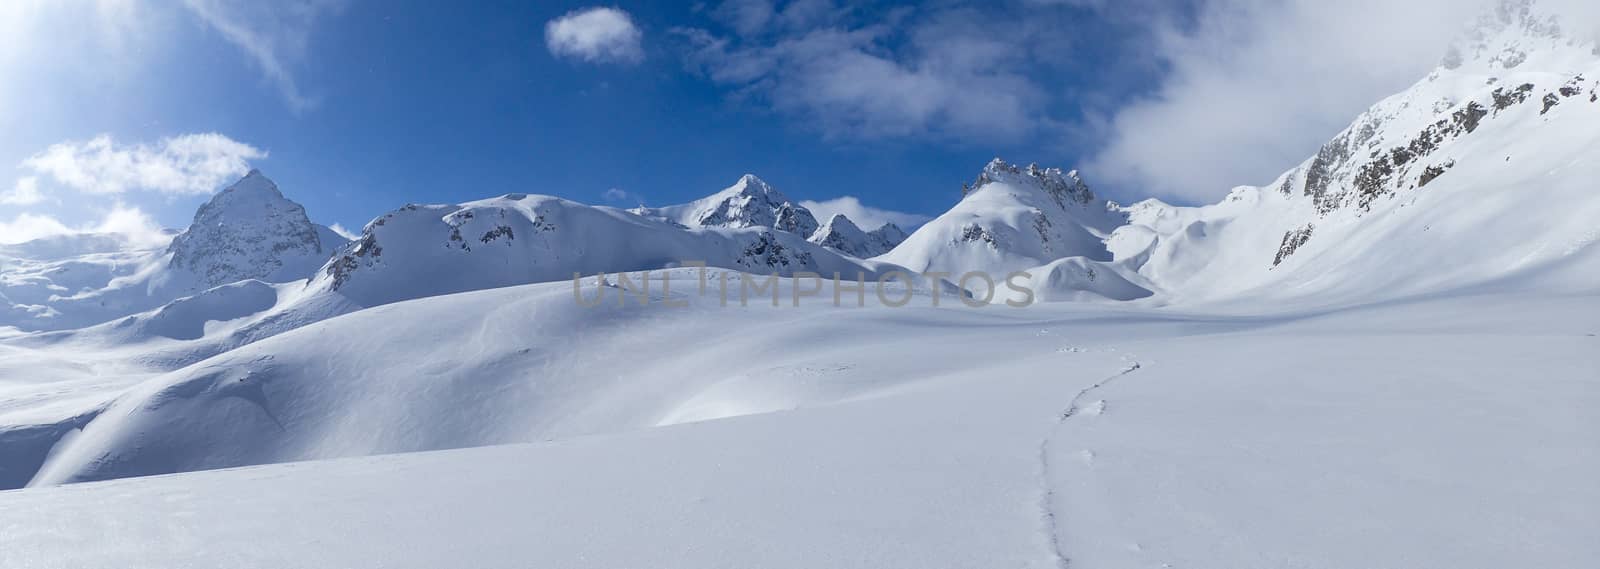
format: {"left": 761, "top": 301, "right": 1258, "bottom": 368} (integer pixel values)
{"left": 807, "top": 214, "right": 907, "bottom": 258}
{"left": 880, "top": 158, "right": 1126, "bottom": 278}
{"left": 167, "top": 170, "right": 343, "bottom": 288}
{"left": 631, "top": 174, "right": 821, "bottom": 237}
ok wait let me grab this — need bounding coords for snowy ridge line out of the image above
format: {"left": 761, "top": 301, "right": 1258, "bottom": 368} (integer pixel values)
{"left": 1036, "top": 357, "right": 1144, "bottom": 568}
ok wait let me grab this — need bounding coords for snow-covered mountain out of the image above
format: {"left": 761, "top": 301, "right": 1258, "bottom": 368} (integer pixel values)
{"left": 880, "top": 160, "right": 1125, "bottom": 274}
{"left": 312, "top": 193, "right": 886, "bottom": 309}
{"left": 878, "top": 159, "right": 1150, "bottom": 302}
{"left": 1108, "top": 0, "right": 1600, "bottom": 305}
{"left": 167, "top": 170, "right": 343, "bottom": 288}
{"left": 631, "top": 174, "right": 821, "bottom": 237}
{"left": 807, "top": 214, "right": 907, "bottom": 258}
{"left": 0, "top": 171, "right": 344, "bottom": 332}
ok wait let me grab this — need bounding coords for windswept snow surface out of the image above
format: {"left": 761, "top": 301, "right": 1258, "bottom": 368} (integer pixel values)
{"left": 0, "top": 285, "right": 1594, "bottom": 568}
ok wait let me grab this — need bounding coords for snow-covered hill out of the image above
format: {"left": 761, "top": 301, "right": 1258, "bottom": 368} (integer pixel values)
{"left": 631, "top": 174, "right": 821, "bottom": 237}
{"left": 1111, "top": 1, "right": 1600, "bottom": 305}
{"left": 6, "top": 290, "right": 1595, "bottom": 569}
{"left": 25, "top": 270, "right": 957, "bottom": 487}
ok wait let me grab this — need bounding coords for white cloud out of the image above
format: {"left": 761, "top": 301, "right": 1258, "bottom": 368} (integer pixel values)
{"left": 546, "top": 7, "right": 644, "bottom": 64}
{"left": 21, "top": 133, "right": 266, "bottom": 195}
{"left": 328, "top": 223, "right": 359, "bottom": 240}
{"left": 677, "top": 3, "right": 1056, "bottom": 142}
{"left": 1084, "top": 0, "right": 1495, "bottom": 203}
{"left": 0, "top": 212, "right": 75, "bottom": 244}
{"left": 601, "top": 187, "right": 647, "bottom": 205}
{"left": 0, "top": 203, "right": 165, "bottom": 246}
{"left": 0, "top": 177, "right": 45, "bottom": 206}
{"left": 800, "top": 196, "right": 931, "bottom": 231}
{"left": 181, "top": 0, "right": 343, "bottom": 113}
{"left": 90, "top": 203, "right": 170, "bottom": 246}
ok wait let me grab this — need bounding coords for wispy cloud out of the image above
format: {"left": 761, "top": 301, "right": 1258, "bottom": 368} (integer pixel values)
{"left": 328, "top": 223, "right": 359, "bottom": 240}
{"left": 0, "top": 177, "right": 45, "bottom": 206}
{"left": 546, "top": 7, "right": 644, "bottom": 64}
{"left": 800, "top": 196, "right": 930, "bottom": 231}
{"left": 181, "top": 0, "right": 343, "bottom": 113}
{"left": 676, "top": 2, "right": 1075, "bottom": 142}
{"left": 0, "top": 202, "right": 166, "bottom": 246}
{"left": 1084, "top": 0, "right": 1491, "bottom": 203}
{"left": 22, "top": 133, "right": 266, "bottom": 195}
{"left": 601, "top": 187, "right": 647, "bottom": 205}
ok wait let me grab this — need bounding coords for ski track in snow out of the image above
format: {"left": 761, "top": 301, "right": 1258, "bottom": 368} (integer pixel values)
{"left": 1037, "top": 351, "right": 1144, "bottom": 568}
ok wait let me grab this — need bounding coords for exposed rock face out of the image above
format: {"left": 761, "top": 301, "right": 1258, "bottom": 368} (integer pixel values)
{"left": 966, "top": 159, "right": 1096, "bottom": 210}
{"left": 167, "top": 170, "right": 336, "bottom": 287}
{"left": 1275, "top": 0, "right": 1595, "bottom": 225}
{"left": 1273, "top": 225, "right": 1314, "bottom": 267}
{"left": 631, "top": 174, "right": 820, "bottom": 238}
{"left": 1114, "top": 0, "right": 1600, "bottom": 297}
{"left": 807, "top": 214, "right": 908, "bottom": 258}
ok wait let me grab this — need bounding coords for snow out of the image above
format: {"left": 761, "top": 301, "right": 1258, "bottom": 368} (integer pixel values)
{"left": 1, "top": 290, "right": 1593, "bottom": 568}
{"left": 631, "top": 173, "right": 822, "bottom": 237}
{"left": 0, "top": 171, "right": 346, "bottom": 332}
{"left": 310, "top": 193, "right": 890, "bottom": 309}
{"left": 808, "top": 213, "right": 906, "bottom": 258}
{"left": 1114, "top": 4, "right": 1600, "bottom": 306}
{"left": 0, "top": 2, "right": 1597, "bottom": 566}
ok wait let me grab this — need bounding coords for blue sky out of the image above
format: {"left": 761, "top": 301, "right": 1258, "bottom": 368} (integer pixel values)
{"left": 0, "top": 0, "right": 1503, "bottom": 242}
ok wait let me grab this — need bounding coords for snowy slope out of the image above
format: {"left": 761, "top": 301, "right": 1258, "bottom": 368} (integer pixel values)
{"left": 27, "top": 270, "right": 961, "bottom": 487}
{"left": 630, "top": 174, "right": 821, "bottom": 237}
{"left": 807, "top": 214, "right": 907, "bottom": 258}
{"left": 3, "top": 292, "right": 1594, "bottom": 568}
{"left": 1113, "top": 3, "right": 1600, "bottom": 305}
{"left": 1, "top": 233, "right": 173, "bottom": 331}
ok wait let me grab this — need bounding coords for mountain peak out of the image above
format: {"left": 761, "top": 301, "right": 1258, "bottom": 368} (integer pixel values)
{"left": 1441, "top": 0, "right": 1590, "bottom": 71}
{"left": 166, "top": 170, "right": 330, "bottom": 288}
{"left": 632, "top": 174, "right": 819, "bottom": 237}
{"left": 726, "top": 173, "right": 787, "bottom": 201}
{"left": 967, "top": 158, "right": 1096, "bottom": 210}
{"left": 821, "top": 213, "right": 861, "bottom": 234}
{"left": 224, "top": 169, "right": 283, "bottom": 196}
{"left": 807, "top": 213, "right": 905, "bottom": 258}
